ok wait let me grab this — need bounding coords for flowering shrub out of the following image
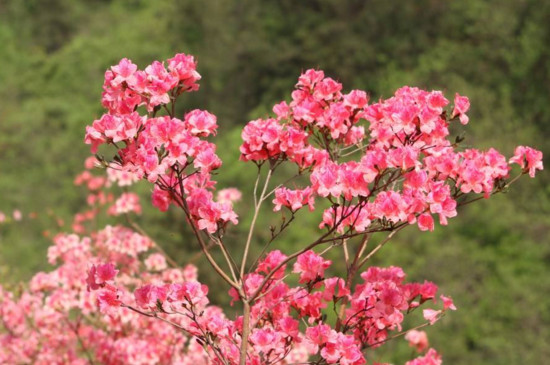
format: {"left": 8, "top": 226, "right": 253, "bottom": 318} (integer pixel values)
{"left": 0, "top": 53, "right": 543, "bottom": 364}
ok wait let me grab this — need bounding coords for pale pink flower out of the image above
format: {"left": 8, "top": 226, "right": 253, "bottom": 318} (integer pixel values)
{"left": 509, "top": 145, "right": 543, "bottom": 177}
{"left": 440, "top": 294, "right": 457, "bottom": 311}
{"left": 13, "top": 210, "right": 22, "bottom": 221}
{"left": 405, "top": 348, "right": 442, "bottom": 365}
{"left": 405, "top": 330, "right": 429, "bottom": 353}
{"left": 216, "top": 188, "right": 242, "bottom": 206}
{"left": 144, "top": 253, "right": 167, "bottom": 272}
{"left": 423, "top": 309, "right": 442, "bottom": 325}
{"left": 452, "top": 93, "right": 470, "bottom": 125}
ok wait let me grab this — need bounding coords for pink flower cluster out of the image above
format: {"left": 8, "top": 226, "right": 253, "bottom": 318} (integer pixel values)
{"left": 239, "top": 69, "right": 543, "bottom": 235}
{"left": 405, "top": 349, "right": 442, "bottom": 365}
{"left": 100, "top": 55, "right": 200, "bottom": 116}
{"left": 81, "top": 248, "right": 454, "bottom": 365}
{"left": 0, "top": 226, "right": 200, "bottom": 364}
{"left": 405, "top": 330, "right": 429, "bottom": 353}
{"left": 85, "top": 56, "right": 239, "bottom": 234}
{"left": 273, "top": 186, "right": 315, "bottom": 212}
{"left": 240, "top": 69, "right": 367, "bottom": 166}
{"left": 108, "top": 192, "right": 142, "bottom": 215}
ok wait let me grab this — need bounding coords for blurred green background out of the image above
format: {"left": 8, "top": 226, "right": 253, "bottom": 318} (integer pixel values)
{"left": 0, "top": 0, "right": 549, "bottom": 363}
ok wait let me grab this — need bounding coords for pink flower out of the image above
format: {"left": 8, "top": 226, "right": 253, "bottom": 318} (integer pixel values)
{"left": 256, "top": 250, "right": 288, "bottom": 279}
{"left": 306, "top": 323, "right": 332, "bottom": 346}
{"left": 310, "top": 161, "right": 342, "bottom": 198}
{"left": 313, "top": 77, "right": 342, "bottom": 101}
{"left": 169, "top": 281, "right": 209, "bottom": 309}
{"left": 250, "top": 327, "right": 281, "bottom": 355}
{"left": 134, "top": 284, "right": 169, "bottom": 310}
{"left": 97, "top": 285, "right": 121, "bottom": 313}
{"left": 167, "top": 53, "right": 201, "bottom": 91}
{"left": 293, "top": 250, "right": 331, "bottom": 283}
{"left": 109, "top": 192, "right": 142, "bottom": 215}
{"left": 194, "top": 147, "right": 222, "bottom": 172}
{"left": 440, "top": 294, "right": 457, "bottom": 311}
{"left": 343, "top": 90, "right": 369, "bottom": 109}
{"left": 452, "top": 93, "right": 470, "bottom": 125}
{"left": 405, "top": 330, "right": 429, "bottom": 353}
{"left": 405, "top": 348, "right": 442, "bottom": 365}
{"left": 273, "top": 186, "right": 315, "bottom": 212}
{"left": 106, "top": 163, "right": 141, "bottom": 186}
{"left": 373, "top": 191, "right": 408, "bottom": 223}
{"left": 509, "top": 146, "right": 544, "bottom": 177}
{"left": 319, "top": 205, "right": 371, "bottom": 233}
{"left": 152, "top": 187, "right": 171, "bottom": 212}
{"left": 183, "top": 264, "right": 199, "bottom": 282}
{"left": 297, "top": 69, "right": 325, "bottom": 90}
{"left": 320, "top": 331, "right": 365, "bottom": 365}
{"left": 86, "top": 263, "right": 118, "bottom": 291}
{"left": 144, "top": 253, "right": 167, "bottom": 272}
{"left": 418, "top": 281, "right": 438, "bottom": 301}
{"left": 417, "top": 213, "right": 434, "bottom": 232}
{"left": 96, "top": 263, "right": 118, "bottom": 283}
{"left": 388, "top": 146, "right": 419, "bottom": 170}
{"left": 184, "top": 109, "right": 217, "bottom": 137}
{"left": 423, "top": 309, "right": 442, "bottom": 325}
{"left": 273, "top": 101, "right": 290, "bottom": 118}
{"left": 12, "top": 209, "right": 22, "bottom": 221}
{"left": 427, "top": 91, "right": 449, "bottom": 113}
{"left": 216, "top": 188, "right": 242, "bottom": 206}
{"left": 144, "top": 61, "right": 178, "bottom": 108}
{"left": 110, "top": 58, "right": 138, "bottom": 87}
{"left": 240, "top": 118, "right": 283, "bottom": 162}
{"left": 404, "top": 169, "right": 427, "bottom": 191}
{"left": 85, "top": 113, "right": 144, "bottom": 153}
{"left": 323, "top": 277, "right": 350, "bottom": 301}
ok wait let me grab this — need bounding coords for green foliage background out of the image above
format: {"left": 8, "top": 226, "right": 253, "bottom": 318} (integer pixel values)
{"left": 0, "top": 0, "right": 548, "bottom": 363}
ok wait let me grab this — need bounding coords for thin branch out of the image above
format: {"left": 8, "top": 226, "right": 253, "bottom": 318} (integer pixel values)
{"left": 213, "top": 235, "right": 240, "bottom": 284}
{"left": 334, "top": 233, "right": 370, "bottom": 331}
{"left": 364, "top": 319, "right": 440, "bottom": 349}
{"left": 249, "top": 212, "right": 295, "bottom": 272}
{"left": 249, "top": 202, "right": 369, "bottom": 301}
{"left": 358, "top": 224, "right": 407, "bottom": 268}
{"left": 122, "top": 304, "right": 192, "bottom": 335}
{"left": 172, "top": 175, "right": 239, "bottom": 289}
{"left": 240, "top": 168, "right": 273, "bottom": 279}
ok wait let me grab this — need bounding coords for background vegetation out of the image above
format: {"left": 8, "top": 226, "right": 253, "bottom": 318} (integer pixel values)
{"left": 0, "top": 0, "right": 548, "bottom": 363}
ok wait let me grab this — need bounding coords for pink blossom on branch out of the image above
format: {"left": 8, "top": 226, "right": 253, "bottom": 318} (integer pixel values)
{"left": 406, "top": 348, "right": 442, "bottom": 365}
{"left": 405, "top": 330, "right": 429, "bottom": 353}
{"left": 509, "top": 145, "right": 544, "bottom": 177}
{"left": 86, "top": 262, "right": 118, "bottom": 291}
{"left": 451, "top": 93, "right": 470, "bottom": 125}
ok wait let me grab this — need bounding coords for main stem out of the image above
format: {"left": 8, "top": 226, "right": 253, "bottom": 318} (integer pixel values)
{"left": 239, "top": 300, "right": 251, "bottom": 365}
